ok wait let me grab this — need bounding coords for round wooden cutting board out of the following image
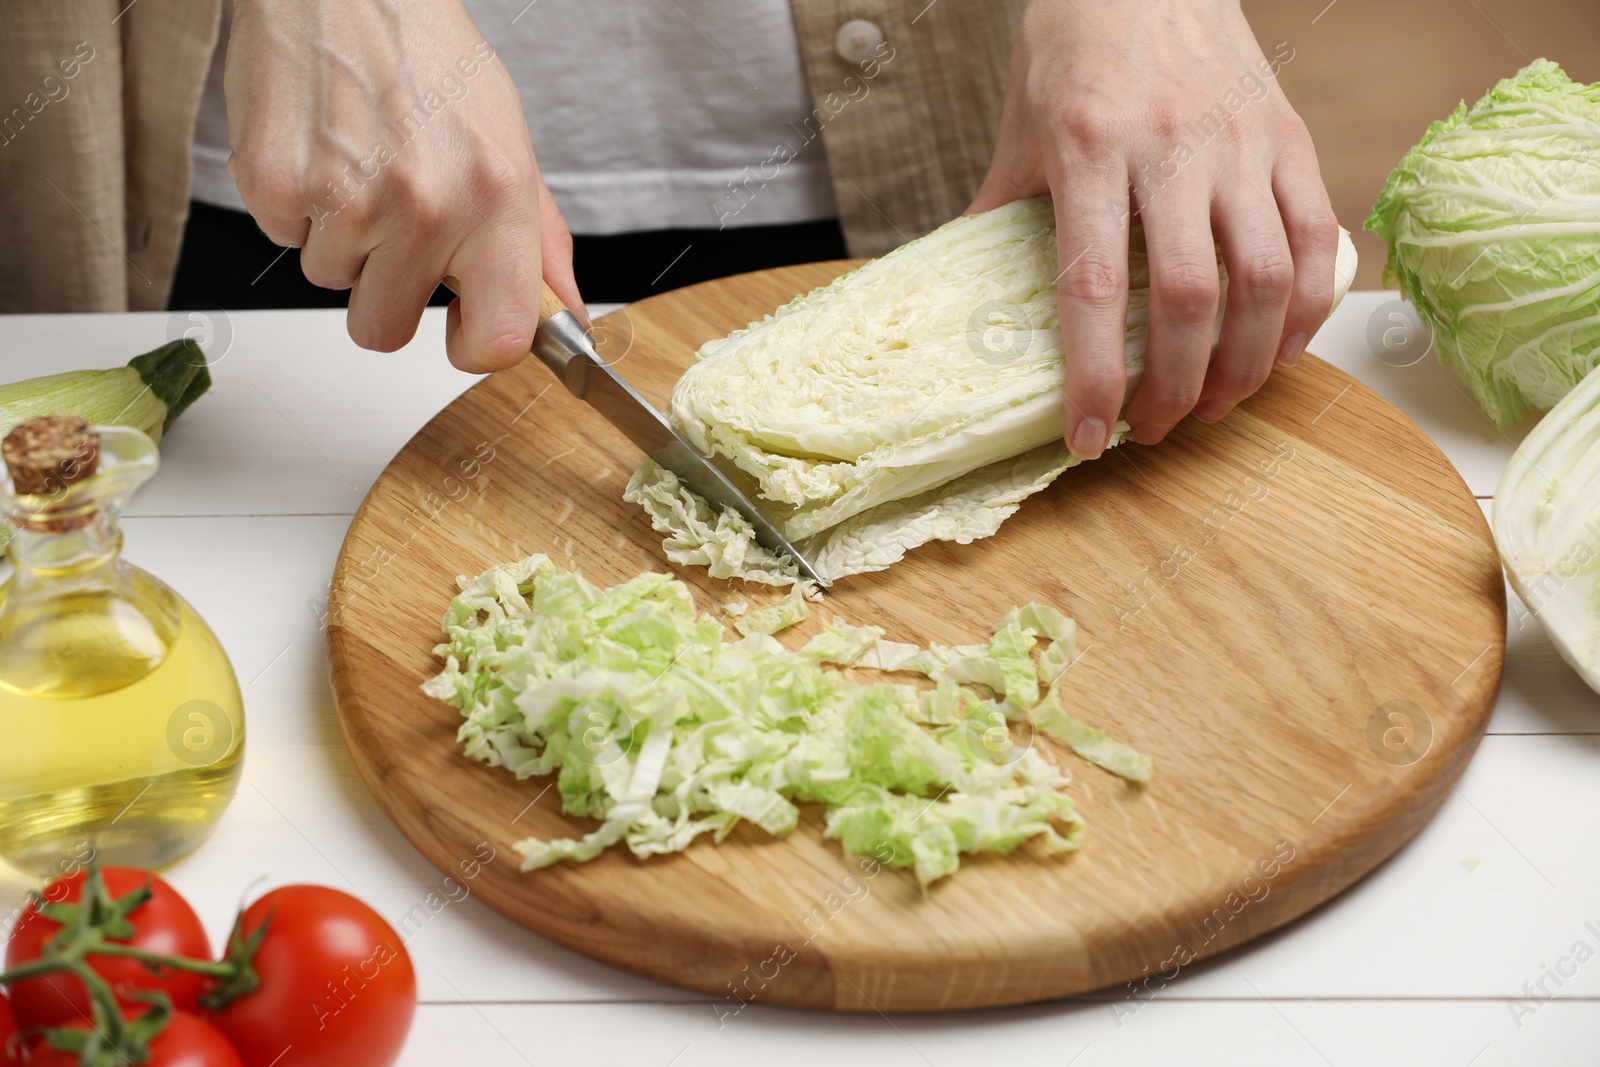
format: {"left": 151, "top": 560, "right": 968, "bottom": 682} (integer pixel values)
{"left": 327, "top": 262, "right": 1504, "bottom": 1012}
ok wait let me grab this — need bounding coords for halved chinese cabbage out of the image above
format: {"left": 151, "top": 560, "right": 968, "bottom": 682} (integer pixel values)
{"left": 629, "top": 197, "right": 1357, "bottom": 586}
{"left": 1493, "top": 361, "right": 1600, "bottom": 693}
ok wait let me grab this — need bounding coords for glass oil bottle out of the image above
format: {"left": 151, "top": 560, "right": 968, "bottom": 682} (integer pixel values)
{"left": 0, "top": 415, "right": 244, "bottom": 876}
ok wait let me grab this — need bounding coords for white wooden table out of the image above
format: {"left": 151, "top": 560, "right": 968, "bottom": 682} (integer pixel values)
{"left": 1, "top": 294, "right": 1593, "bottom": 1066}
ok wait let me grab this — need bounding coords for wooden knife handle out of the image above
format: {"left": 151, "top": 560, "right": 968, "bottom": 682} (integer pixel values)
{"left": 535, "top": 279, "right": 568, "bottom": 329}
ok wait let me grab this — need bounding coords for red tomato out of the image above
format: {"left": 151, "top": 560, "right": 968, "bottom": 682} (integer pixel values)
{"left": 27, "top": 1011, "right": 244, "bottom": 1067}
{"left": 209, "top": 886, "right": 415, "bottom": 1067}
{"left": 6, "top": 868, "right": 211, "bottom": 1029}
{"left": 0, "top": 992, "right": 19, "bottom": 1065}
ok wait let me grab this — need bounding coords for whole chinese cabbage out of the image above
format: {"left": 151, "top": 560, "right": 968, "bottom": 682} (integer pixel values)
{"left": 1366, "top": 59, "right": 1600, "bottom": 428}
{"left": 630, "top": 197, "right": 1356, "bottom": 586}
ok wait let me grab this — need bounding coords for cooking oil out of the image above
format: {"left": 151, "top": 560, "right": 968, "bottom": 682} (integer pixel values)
{"left": 0, "top": 418, "right": 244, "bottom": 876}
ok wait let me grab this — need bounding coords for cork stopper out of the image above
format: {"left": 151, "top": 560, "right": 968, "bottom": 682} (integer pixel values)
{"left": 3, "top": 415, "right": 101, "bottom": 497}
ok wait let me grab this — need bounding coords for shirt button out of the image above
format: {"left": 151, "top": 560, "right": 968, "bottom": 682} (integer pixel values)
{"left": 835, "top": 19, "right": 885, "bottom": 65}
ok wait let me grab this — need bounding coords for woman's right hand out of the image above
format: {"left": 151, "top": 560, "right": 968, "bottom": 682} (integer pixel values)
{"left": 225, "top": 0, "right": 584, "bottom": 372}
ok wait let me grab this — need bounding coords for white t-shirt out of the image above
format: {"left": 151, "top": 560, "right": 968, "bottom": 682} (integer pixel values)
{"left": 189, "top": 0, "right": 838, "bottom": 234}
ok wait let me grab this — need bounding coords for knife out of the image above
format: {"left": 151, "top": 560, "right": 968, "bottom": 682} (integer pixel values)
{"left": 516, "top": 280, "right": 828, "bottom": 587}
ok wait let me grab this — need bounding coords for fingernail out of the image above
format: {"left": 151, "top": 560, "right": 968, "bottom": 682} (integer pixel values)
{"left": 1070, "top": 417, "right": 1108, "bottom": 460}
{"left": 1131, "top": 423, "right": 1171, "bottom": 446}
{"left": 1277, "top": 332, "right": 1307, "bottom": 368}
{"left": 1194, "top": 400, "right": 1228, "bottom": 423}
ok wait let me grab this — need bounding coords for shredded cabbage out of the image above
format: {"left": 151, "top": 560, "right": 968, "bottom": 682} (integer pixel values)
{"left": 422, "top": 555, "right": 1150, "bottom": 885}
{"left": 734, "top": 584, "right": 808, "bottom": 636}
{"left": 1366, "top": 59, "right": 1600, "bottom": 428}
{"left": 626, "top": 443, "right": 1102, "bottom": 590}
{"left": 629, "top": 197, "right": 1356, "bottom": 585}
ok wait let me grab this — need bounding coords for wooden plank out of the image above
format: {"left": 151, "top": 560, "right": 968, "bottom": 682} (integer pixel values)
{"left": 0, "top": 515, "right": 1585, "bottom": 1007}
{"left": 0, "top": 296, "right": 1524, "bottom": 518}
{"left": 397, "top": 999, "right": 1598, "bottom": 1066}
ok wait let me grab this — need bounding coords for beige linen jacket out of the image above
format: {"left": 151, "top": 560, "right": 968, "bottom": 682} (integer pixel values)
{"left": 0, "top": 0, "right": 1023, "bottom": 314}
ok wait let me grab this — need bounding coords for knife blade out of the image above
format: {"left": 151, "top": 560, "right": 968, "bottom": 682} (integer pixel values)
{"left": 523, "top": 281, "right": 828, "bottom": 587}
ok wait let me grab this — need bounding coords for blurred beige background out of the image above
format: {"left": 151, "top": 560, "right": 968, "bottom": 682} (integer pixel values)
{"left": 1242, "top": 0, "right": 1600, "bottom": 288}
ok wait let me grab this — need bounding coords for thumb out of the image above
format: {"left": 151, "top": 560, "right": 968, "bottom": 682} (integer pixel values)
{"left": 966, "top": 140, "right": 1045, "bottom": 217}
